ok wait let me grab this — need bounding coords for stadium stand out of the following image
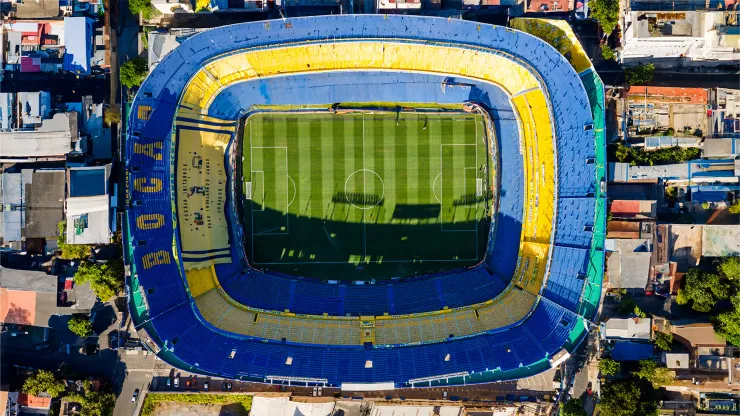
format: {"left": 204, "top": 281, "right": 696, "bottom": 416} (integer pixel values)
{"left": 124, "top": 15, "right": 603, "bottom": 387}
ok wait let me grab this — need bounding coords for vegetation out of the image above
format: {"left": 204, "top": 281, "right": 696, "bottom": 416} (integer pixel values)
{"left": 618, "top": 295, "right": 646, "bottom": 318}
{"left": 701, "top": 202, "right": 711, "bottom": 210}
{"left": 103, "top": 104, "right": 121, "bottom": 126}
{"left": 601, "top": 45, "right": 616, "bottom": 60}
{"left": 679, "top": 268, "right": 730, "bottom": 312}
{"left": 74, "top": 260, "right": 124, "bottom": 302}
{"left": 599, "top": 357, "right": 621, "bottom": 376}
{"left": 141, "top": 394, "right": 253, "bottom": 416}
{"left": 590, "top": 0, "right": 619, "bottom": 35}
{"left": 634, "top": 360, "right": 675, "bottom": 387}
{"left": 609, "top": 144, "right": 701, "bottom": 166}
{"left": 66, "top": 381, "right": 116, "bottom": 416}
{"left": 714, "top": 293, "right": 740, "bottom": 346}
{"left": 510, "top": 19, "right": 573, "bottom": 60}
{"left": 195, "top": 0, "right": 211, "bottom": 11}
{"left": 729, "top": 200, "right": 740, "bottom": 214}
{"left": 625, "top": 64, "right": 655, "bottom": 85}
{"left": 57, "top": 221, "right": 92, "bottom": 260}
{"left": 561, "top": 398, "right": 588, "bottom": 416}
{"left": 121, "top": 57, "right": 149, "bottom": 89}
{"left": 599, "top": 379, "right": 658, "bottom": 416}
{"left": 676, "top": 257, "right": 740, "bottom": 345}
{"left": 68, "top": 314, "right": 93, "bottom": 337}
{"left": 128, "top": 0, "right": 152, "bottom": 18}
{"left": 22, "top": 370, "right": 66, "bottom": 398}
{"left": 653, "top": 331, "right": 673, "bottom": 351}
{"left": 664, "top": 187, "right": 677, "bottom": 198}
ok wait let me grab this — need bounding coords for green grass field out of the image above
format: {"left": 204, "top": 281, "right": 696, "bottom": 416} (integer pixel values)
{"left": 240, "top": 111, "right": 492, "bottom": 280}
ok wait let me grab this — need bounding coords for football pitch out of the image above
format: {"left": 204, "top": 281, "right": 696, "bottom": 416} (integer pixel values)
{"left": 240, "top": 111, "right": 492, "bottom": 280}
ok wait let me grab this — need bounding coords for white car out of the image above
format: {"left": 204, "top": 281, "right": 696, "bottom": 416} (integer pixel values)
{"left": 132, "top": 389, "right": 140, "bottom": 402}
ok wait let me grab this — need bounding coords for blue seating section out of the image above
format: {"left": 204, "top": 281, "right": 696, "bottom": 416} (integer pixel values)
{"left": 543, "top": 246, "right": 588, "bottom": 310}
{"left": 124, "top": 15, "right": 600, "bottom": 386}
{"left": 149, "top": 295, "right": 577, "bottom": 383}
{"left": 218, "top": 268, "right": 508, "bottom": 316}
{"left": 391, "top": 278, "right": 443, "bottom": 314}
{"left": 554, "top": 198, "right": 595, "bottom": 248}
{"left": 221, "top": 272, "right": 293, "bottom": 312}
{"left": 440, "top": 268, "right": 506, "bottom": 309}
{"left": 290, "top": 280, "right": 342, "bottom": 315}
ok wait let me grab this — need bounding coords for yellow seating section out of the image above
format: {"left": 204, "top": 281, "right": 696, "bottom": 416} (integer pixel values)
{"left": 185, "top": 266, "right": 218, "bottom": 298}
{"left": 511, "top": 89, "right": 555, "bottom": 295}
{"left": 171, "top": 40, "right": 560, "bottom": 345}
{"left": 175, "top": 115, "right": 235, "bottom": 270}
{"left": 180, "top": 42, "right": 539, "bottom": 111}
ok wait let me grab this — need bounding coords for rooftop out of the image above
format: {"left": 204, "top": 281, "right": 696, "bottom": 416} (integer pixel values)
{"left": 672, "top": 322, "right": 726, "bottom": 348}
{"left": 0, "top": 113, "right": 78, "bottom": 163}
{"left": 24, "top": 170, "right": 65, "bottom": 239}
{"left": 606, "top": 238, "right": 652, "bottom": 290}
{"left": 604, "top": 317, "right": 652, "bottom": 340}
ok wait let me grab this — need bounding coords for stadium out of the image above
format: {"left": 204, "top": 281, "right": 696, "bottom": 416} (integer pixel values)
{"left": 123, "top": 15, "right": 606, "bottom": 389}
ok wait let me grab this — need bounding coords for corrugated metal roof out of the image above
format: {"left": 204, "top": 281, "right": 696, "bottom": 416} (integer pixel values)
{"left": 63, "top": 17, "right": 93, "bottom": 75}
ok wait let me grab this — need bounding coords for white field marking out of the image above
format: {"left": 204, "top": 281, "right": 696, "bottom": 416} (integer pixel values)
{"left": 287, "top": 176, "right": 296, "bottom": 207}
{"left": 251, "top": 171, "right": 265, "bottom": 211}
{"left": 344, "top": 169, "right": 385, "bottom": 211}
{"left": 251, "top": 146, "right": 289, "bottom": 236}
{"left": 432, "top": 173, "right": 442, "bottom": 204}
{"left": 440, "top": 143, "right": 477, "bottom": 233}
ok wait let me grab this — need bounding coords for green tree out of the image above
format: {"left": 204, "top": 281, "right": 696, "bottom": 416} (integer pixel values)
{"left": 590, "top": 0, "right": 619, "bottom": 35}
{"left": 120, "top": 57, "right": 149, "bottom": 89}
{"left": 74, "top": 260, "right": 124, "bottom": 301}
{"left": 718, "top": 256, "right": 740, "bottom": 283}
{"left": 729, "top": 200, "right": 740, "bottom": 214}
{"left": 653, "top": 331, "right": 673, "bottom": 351}
{"left": 665, "top": 187, "right": 676, "bottom": 198}
{"left": 713, "top": 294, "right": 740, "bottom": 346}
{"left": 601, "top": 45, "right": 616, "bottom": 60}
{"left": 600, "top": 380, "right": 659, "bottom": 416}
{"left": 57, "top": 221, "right": 92, "bottom": 260}
{"left": 103, "top": 104, "right": 121, "bottom": 126}
{"left": 68, "top": 314, "right": 93, "bottom": 337}
{"left": 701, "top": 202, "right": 711, "bottom": 210}
{"left": 625, "top": 64, "right": 655, "bottom": 85}
{"left": 615, "top": 143, "right": 630, "bottom": 162}
{"left": 128, "top": 0, "right": 152, "bottom": 18}
{"left": 195, "top": 0, "right": 211, "bottom": 11}
{"left": 599, "top": 380, "right": 640, "bottom": 416}
{"left": 680, "top": 268, "right": 730, "bottom": 312}
{"left": 634, "top": 360, "right": 675, "bottom": 387}
{"left": 67, "top": 382, "right": 116, "bottom": 416}
{"left": 511, "top": 19, "right": 574, "bottom": 59}
{"left": 22, "top": 370, "right": 66, "bottom": 398}
{"left": 561, "top": 398, "right": 587, "bottom": 416}
{"left": 599, "top": 357, "right": 621, "bottom": 376}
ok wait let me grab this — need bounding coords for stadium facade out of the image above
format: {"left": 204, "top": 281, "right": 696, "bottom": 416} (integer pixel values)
{"left": 123, "top": 15, "right": 606, "bottom": 389}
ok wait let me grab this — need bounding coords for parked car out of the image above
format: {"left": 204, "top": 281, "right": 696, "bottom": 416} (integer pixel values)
{"left": 132, "top": 389, "right": 139, "bottom": 402}
{"left": 174, "top": 375, "right": 180, "bottom": 388}
{"left": 204, "top": 379, "right": 209, "bottom": 391}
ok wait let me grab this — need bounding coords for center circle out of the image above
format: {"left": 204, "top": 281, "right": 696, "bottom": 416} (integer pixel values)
{"left": 343, "top": 169, "right": 385, "bottom": 210}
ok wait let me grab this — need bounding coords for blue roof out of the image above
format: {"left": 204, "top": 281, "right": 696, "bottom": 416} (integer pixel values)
{"left": 612, "top": 341, "right": 654, "bottom": 361}
{"left": 69, "top": 167, "right": 108, "bottom": 197}
{"left": 63, "top": 17, "right": 93, "bottom": 75}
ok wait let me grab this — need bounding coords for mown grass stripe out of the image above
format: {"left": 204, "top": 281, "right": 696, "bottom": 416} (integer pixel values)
{"left": 309, "top": 119, "right": 323, "bottom": 219}
{"left": 417, "top": 114, "right": 432, "bottom": 206}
